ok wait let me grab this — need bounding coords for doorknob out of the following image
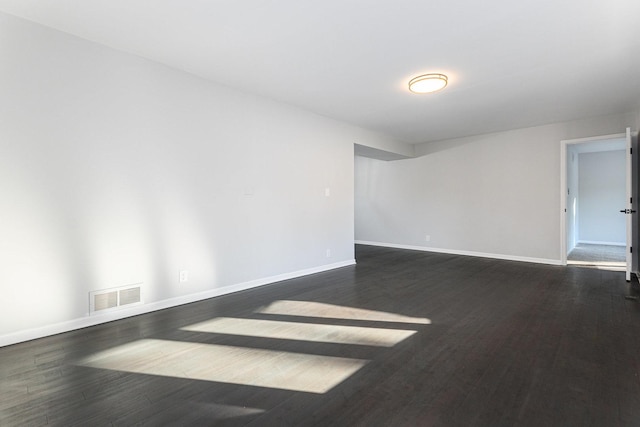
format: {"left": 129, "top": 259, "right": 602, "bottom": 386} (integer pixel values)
{"left": 620, "top": 209, "right": 637, "bottom": 214}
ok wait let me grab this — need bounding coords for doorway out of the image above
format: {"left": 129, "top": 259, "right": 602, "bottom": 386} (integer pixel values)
{"left": 560, "top": 131, "right": 631, "bottom": 276}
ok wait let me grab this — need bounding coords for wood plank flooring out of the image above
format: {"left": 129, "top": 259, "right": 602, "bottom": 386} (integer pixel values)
{"left": 2, "top": 244, "right": 640, "bottom": 426}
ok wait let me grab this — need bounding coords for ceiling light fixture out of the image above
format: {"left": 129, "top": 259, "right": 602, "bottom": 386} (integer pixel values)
{"left": 408, "top": 73, "right": 448, "bottom": 94}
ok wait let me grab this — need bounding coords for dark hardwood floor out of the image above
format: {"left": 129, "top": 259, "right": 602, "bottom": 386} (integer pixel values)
{"left": 2, "top": 244, "right": 640, "bottom": 426}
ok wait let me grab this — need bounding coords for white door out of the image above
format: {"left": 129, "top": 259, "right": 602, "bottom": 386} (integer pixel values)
{"left": 624, "top": 127, "right": 633, "bottom": 281}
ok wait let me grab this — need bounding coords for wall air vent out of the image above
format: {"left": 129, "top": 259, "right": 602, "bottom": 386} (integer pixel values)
{"left": 90, "top": 283, "right": 143, "bottom": 314}
{"left": 119, "top": 286, "right": 141, "bottom": 306}
{"left": 93, "top": 291, "right": 118, "bottom": 311}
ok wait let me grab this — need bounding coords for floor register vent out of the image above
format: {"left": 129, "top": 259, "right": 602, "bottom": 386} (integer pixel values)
{"left": 90, "top": 284, "right": 142, "bottom": 314}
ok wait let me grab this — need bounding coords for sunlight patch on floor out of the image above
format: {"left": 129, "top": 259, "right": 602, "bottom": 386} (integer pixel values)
{"left": 257, "top": 300, "right": 431, "bottom": 324}
{"left": 181, "top": 317, "right": 417, "bottom": 347}
{"left": 78, "top": 339, "right": 367, "bottom": 394}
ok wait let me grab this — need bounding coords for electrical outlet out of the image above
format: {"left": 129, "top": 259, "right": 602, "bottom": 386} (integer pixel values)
{"left": 325, "top": 188, "right": 331, "bottom": 197}
{"left": 326, "top": 249, "right": 331, "bottom": 258}
{"left": 179, "top": 270, "right": 189, "bottom": 283}
{"left": 425, "top": 235, "right": 431, "bottom": 242}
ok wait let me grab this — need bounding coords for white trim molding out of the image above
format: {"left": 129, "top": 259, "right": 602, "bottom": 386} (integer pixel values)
{"left": 0, "top": 260, "right": 356, "bottom": 348}
{"left": 577, "top": 240, "right": 626, "bottom": 247}
{"left": 356, "top": 241, "right": 562, "bottom": 266}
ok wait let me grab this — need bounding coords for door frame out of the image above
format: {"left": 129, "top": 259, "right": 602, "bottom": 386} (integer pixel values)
{"left": 559, "top": 132, "right": 627, "bottom": 266}
{"left": 626, "top": 127, "right": 633, "bottom": 281}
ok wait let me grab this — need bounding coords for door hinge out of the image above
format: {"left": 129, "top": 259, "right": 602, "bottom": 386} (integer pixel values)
{"left": 631, "top": 247, "right": 633, "bottom": 254}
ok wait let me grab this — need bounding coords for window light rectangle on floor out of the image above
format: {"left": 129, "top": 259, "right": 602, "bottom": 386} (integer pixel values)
{"left": 181, "top": 317, "right": 417, "bottom": 347}
{"left": 78, "top": 339, "right": 368, "bottom": 394}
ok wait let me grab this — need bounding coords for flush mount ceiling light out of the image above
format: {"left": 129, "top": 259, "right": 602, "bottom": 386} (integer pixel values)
{"left": 408, "top": 73, "right": 448, "bottom": 94}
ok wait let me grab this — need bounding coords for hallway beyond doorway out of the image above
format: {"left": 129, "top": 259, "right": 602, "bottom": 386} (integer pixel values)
{"left": 568, "top": 243, "right": 626, "bottom": 271}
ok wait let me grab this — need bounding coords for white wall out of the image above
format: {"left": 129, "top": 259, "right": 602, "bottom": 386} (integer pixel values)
{"left": 578, "top": 150, "right": 626, "bottom": 244}
{"left": 355, "top": 113, "right": 639, "bottom": 263}
{"left": 0, "top": 13, "right": 400, "bottom": 345}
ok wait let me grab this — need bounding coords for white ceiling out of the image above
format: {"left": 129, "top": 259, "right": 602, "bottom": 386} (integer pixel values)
{"left": 1, "top": 0, "right": 639, "bottom": 144}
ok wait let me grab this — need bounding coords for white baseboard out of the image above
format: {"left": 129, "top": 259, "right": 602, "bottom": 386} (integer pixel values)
{"left": 355, "top": 240, "right": 562, "bottom": 266}
{"left": 0, "top": 259, "right": 356, "bottom": 348}
{"left": 577, "top": 240, "right": 626, "bottom": 247}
